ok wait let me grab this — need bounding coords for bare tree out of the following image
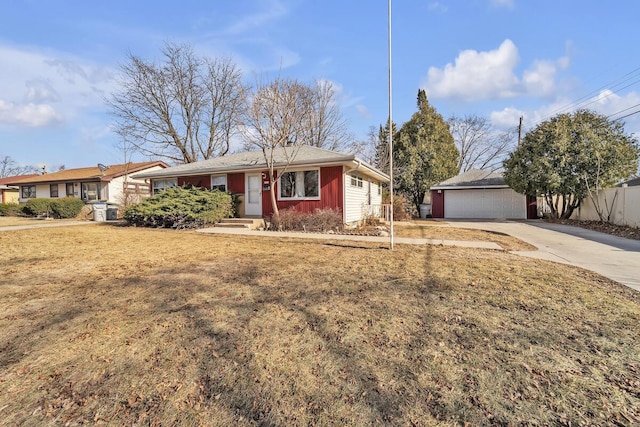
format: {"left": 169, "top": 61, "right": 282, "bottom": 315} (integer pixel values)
{"left": 448, "top": 115, "right": 516, "bottom": 172}
{"left": 0, "top": 155, "right": 38, "bottom": 177}
{"left": 241, "top": 75, "right": 316, "bottom": 222}
{"left": 306, "top": 79, "right": 352, "bottom": 151}
{"left": 108, "top": 42, "right": 245, "bottom": 164}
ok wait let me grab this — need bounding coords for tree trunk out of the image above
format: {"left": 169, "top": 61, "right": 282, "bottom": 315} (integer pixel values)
{"left": 269, "top": 172, "right": 279, "bottom": 228}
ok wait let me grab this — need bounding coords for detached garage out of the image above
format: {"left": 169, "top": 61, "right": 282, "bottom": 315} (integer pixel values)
{"left": 431, "top": 169, "right": 536, "bottom": 219}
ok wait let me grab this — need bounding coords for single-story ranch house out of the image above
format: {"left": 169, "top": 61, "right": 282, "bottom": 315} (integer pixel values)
{"left": 430, "top": 169, "right": 538, "bottom": 219}
{"left": 0, "top": 174, "right": 38, "bottom": 203}
{"left": 6, "top": 161, "right": 168, "bottom": 204}
{"left": 133, "top": 146, "right": 390, "bottom": 224}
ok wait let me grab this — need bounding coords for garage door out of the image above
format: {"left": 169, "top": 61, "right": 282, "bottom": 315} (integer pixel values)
{"left": 444, "top": 189, "right": 526, "bottom": 219}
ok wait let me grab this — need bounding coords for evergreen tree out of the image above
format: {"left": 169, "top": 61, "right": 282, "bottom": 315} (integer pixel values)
{"left": 396, "top": 90, "right": 459, "bottom": 214}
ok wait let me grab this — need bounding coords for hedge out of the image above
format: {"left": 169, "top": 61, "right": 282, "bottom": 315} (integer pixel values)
{"left": 0, "top": 203, "right": 22, "bottom": 217}
{"left": 124, "top": 186, "right": 233, "bottom": 229}
{"left": 51, "top": 197, "right": 85, "bottom": 218}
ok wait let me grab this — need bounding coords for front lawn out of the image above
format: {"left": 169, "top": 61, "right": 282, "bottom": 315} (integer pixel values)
{"left": 1, "top": 226, "right": 638, "bottom": 426}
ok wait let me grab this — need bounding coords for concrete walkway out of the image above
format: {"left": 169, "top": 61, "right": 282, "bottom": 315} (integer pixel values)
{"left": 0, "top": 220, "right": 97, "bottom": 232}
{"left": 446, "top": 220, "right": 640, "bottom": 292}
{"left": 197, "top": 227, "right": 502, "bottom": 250}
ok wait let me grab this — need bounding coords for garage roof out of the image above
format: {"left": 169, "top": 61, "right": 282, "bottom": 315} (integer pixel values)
{"left": 431, "top": 169, "right": 510, "bottom": 190}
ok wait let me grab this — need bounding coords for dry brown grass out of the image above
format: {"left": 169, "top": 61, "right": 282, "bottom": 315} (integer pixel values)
{"left": 1, "top": 225, "right": 639, "bottom": 426}
{"left": 393, "top": 221, "right": 536, "bottom": 251}
{"left": 0, "top": 217, "right": 42, "bottom": 227}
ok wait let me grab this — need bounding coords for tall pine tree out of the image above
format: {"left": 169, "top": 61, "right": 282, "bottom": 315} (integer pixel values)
{"left": 396, "top": 90, "right": 458, "bottom": 214}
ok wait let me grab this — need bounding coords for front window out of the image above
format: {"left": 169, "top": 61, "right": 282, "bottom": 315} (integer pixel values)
{"left": 211, "top": 175, "right": 227, "bottom": 192}
{"left": 152, "top": 178, "right": 177, "bottom": 195}
{"left": 81, "top": 182, "right": 101, "bottom": 201}
{"left": 21, "top": 185, "right": 36, "bottom": 199}
{"left": 66, "top": 183, "right": 75, "bottom": 197}
{"left": 50, "top": 184, "right": 59, "bottom": 198}
{"left": 350, "top": 175, "right": 363, "bottom": 188}
{"left": 279, "top": 170, "right": 319, "bottom": 199}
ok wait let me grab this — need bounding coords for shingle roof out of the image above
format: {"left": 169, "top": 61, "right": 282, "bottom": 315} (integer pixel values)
{"left": 4, "top": 161, "right": 168, "bottom": 185}
{"left": 133, "top": 145, "right": 390, "bottom": 182}
{"left": 431, "top": 169, "right": 508, "bottom": 189}
{"left": 618, "top": 176, "right": 640, "bottom": 187}
{"left": 0, "top": 174, "right": 39, "bottom": 186}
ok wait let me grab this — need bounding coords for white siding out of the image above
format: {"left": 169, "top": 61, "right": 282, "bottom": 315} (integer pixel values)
{"left": 344, "top": 174, "right": 379, "bottom": 224}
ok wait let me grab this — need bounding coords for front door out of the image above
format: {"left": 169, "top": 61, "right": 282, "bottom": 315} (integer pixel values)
{"left": 245, "top": 173, "right": 262, "bottom": 216}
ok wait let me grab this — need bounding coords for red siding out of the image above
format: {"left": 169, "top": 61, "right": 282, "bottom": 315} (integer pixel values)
{"left": 526, "top": 195, "right": 538, "bottom": 219}
{"left": 227, "top": 173, "right": 245, "bottom": 193}
{"left": 262, "top": 166, "right": 344, "bottom": 217}
{"left": 178, "top": 175, "right": 211, "bottom": 188}
{"left": 431, "top": 190, "right": 444, "bottom": 218}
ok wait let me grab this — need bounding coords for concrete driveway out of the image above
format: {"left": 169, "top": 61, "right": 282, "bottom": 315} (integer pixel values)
{"left": 446, "top": 220, "right": 640, "bottom": 292}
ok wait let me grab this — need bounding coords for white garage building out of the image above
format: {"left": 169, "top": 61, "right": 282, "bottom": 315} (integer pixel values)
{"left": 430, "top": 169, "right": 534, "bottom": 219}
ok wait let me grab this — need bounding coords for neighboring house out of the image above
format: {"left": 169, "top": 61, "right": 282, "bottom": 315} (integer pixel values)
{"left": 133, "top": 146, "right": 390, "bottom": 224}
{"left": 618, "top": 176, "right": 640, "bottom": 187}
{"left": 430, "top": 169, "right": 537, "bottom": 219}
{"left": 6, "top": 161, "right": 169, "bottom": 204}
{"left": 0, "top": 174, "right": 38, "bottom": 203}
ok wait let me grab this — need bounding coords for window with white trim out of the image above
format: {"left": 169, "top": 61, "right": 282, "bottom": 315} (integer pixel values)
{"left": 21, "top": 185, "right": 36, "bottom": 199}
{"left": 211, "top": 175, "right": 227, "bottom": 192}
{"left": 82, "top": 182, "right": 101, "bottom": 201}
{"left": 350, "top": 174, "right": 363, "bottom": 188}
{"left": 279, "top": 170, "right": 319, "bottom": 199}
{"left": 152, "top": 179, "right": 177, "bottom": 195}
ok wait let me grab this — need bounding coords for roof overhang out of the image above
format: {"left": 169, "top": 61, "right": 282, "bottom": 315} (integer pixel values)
{"left": 134, "top": 157, "right": 390, "bottom": 183}
{"left": 431, "top": 184, "right": 511, "bottom": 190}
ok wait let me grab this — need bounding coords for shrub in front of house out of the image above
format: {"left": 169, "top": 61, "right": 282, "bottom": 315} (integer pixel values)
{"left": 0, "top": 203, "right": 22, "bottom": 217}
{"left": 23, "top": 198, "right": 53, "bottom": 217}
{"left": 273, "top": 208, "right": 343, "bottom": 232}
{"left": 50, "top": 197, "right": 85, "bottom": 219}
{"left": 124, "top": 186, "right": 233, "bottom": 229}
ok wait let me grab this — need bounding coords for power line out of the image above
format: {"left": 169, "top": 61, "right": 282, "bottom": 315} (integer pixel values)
{"left": 607, "top": 102, "right": 640, "bottom": 120}
{"left": 612, "top": 109, "right": 640, "bottom": 121}
{"left": 522, "top": 65, "right": 640, "bottom": 134}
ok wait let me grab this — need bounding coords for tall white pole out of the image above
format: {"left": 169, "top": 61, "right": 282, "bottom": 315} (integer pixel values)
{"left": 388, "top": 0, "right": 394, "bottom": 250}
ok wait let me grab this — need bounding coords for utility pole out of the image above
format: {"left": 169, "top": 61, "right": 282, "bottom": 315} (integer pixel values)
{"left": 517, "top": 116, "right": 523, "bottom": 146}
{"left": 388, "top": 0, "right": 394, "bottom": 250}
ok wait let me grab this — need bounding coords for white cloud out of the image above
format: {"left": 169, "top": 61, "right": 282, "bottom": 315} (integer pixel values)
{"left": 220, "top": 0, "right": 288, "bottom": 36}
{"left": 424, "top": 39, "right": 520, "bottom": 101}
{"left": 0, "top": 43, "right": 116, "bottom": 128}
{"left": 523, "top": 60, "right": 558, "bottom": 97}
{"left": 0, "top": 99, "right": 63, "bottom": 127}
{"left": 428, "top": 2, "right": 448, "bottom": 13}
{"left": 490, "top": 107, "right": 525, "bottom": 130}
{"left": 424, "top": 39, "right": 570, "bottom": 101}
{"left": 355, "top": 104, "right": 372, "bottom": 119}
{"left": 490, "top": 0, "right": 515, "bottom": 9}
{"left": 490, "top": 91, "right": 640, "bottom": 136}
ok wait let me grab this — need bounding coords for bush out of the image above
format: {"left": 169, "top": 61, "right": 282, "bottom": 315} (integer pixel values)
{"left": 272, "top": 208, "right": 343, "bottom": 232}
{"left": 23, "top": 198, "right": 53, "bottom": 217}
{"left": 383, "top": 194, "right": 412, "bottom": 221}
{"left": 124, "top": 186, "right": 233, "bottom": 229}
{"left": 51, "top": 197, "right": 85, "bottom": 219}
{"left": 0, "top": 203, "right": 22, "bottom": 217}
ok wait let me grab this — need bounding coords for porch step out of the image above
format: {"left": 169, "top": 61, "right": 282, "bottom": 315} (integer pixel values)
{"left": 214, "top": 218, "right": 265, "bottom": 230}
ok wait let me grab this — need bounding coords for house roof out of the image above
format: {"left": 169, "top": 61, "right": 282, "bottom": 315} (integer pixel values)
{"left": 0, "top": 174, "right": 39, "bottom": 188}
{"left": 4, "top": 161, "right": 168, "bottom": 185}
{"left": 133, "top": 145, "right": 390, "bottom": 183}
{"left": 431, "top": 169, "right": 509, "bottom": 190}
{"left": 618, "top": 176, "right": 640, "bottom": 187}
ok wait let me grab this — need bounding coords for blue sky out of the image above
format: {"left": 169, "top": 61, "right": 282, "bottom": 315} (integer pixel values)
{"left": 1, "top": 0, "right": 639, "bottom": 169}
